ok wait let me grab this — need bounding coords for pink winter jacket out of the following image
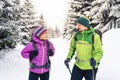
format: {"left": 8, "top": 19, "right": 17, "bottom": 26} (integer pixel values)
{"left": 21, "top": 33, "right": 55, "bottom": 74}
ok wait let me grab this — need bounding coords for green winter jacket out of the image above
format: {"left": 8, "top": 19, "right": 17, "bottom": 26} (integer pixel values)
{"left": 67, "top": 27, "right": 103, "bottom": 70}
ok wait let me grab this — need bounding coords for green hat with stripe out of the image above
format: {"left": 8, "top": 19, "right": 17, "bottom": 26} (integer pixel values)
{"left": 77, "top": 16, "right": 90, "bottom": 27}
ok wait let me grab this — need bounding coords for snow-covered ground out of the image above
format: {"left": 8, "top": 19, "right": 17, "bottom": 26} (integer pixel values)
{"left": 97, "top": 29, "right": 120, "bottom": 80}
{"left": 0, "top": 29, "right": 120, "bottom": 80}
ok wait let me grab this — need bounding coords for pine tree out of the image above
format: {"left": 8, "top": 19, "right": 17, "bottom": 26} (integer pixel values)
{"left": 29, "top": 13, "right": 47, "bottom": 38}
{"left": 63, "top": 0, "right": 94, "bottom": 40}
{"left": 0, "top": 0, "right": 20, "bottom": 50}
{"left": 47, "top": 27, "right": 54, "bottom": 38}
{"left": 37, "top": 13, "right": 47, "bottom": 27}
{"left": 54, "top": 26, "right": 61, "bottom": 37}
{"left": 36, "top": 13, "right": 61, "bottom": 38}
{"left": 63, "top": 0, "right": 120, "bottom": 39}
{"left": 87, "top": 0, "right": 120, "bottom": 33}
{"left": 19, "top": 0, "right": 37, "bottom": 45}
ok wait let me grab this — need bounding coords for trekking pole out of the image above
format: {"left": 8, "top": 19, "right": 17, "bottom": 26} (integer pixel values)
{"left": 92, "top": 66, "right": 95, "bottom": 80}
{"left": 66, "top": 65, "right": 72, "bottom": 75}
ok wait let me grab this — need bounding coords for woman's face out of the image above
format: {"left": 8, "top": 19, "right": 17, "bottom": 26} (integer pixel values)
{"left": 77, "top": 23, "right": 88, "bottom": 31}
{"left": 39, "top": 30, "right": 48, "bottom": 40}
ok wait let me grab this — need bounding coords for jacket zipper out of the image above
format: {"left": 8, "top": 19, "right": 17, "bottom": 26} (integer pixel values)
{"left": 41, "top": 41, "right": 45, "bottom": 73}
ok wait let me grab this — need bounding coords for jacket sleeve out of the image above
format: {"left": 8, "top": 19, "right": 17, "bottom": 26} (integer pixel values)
{"left": 67, "top": 34, "right": 76, "bottom": 59}
{"left": 92, "top": 33, "right": 103, "bottom": 64}
{"left": 21, "top": 42, "right": 33, "bottom": 59}
{"left": 49, "top": 41, "right": 55, "bottom": 56}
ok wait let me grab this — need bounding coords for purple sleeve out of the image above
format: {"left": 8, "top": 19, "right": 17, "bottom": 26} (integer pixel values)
{"left": 49, "top": 41, "right": 55, "bottom": 56}
{"left": 21, "top": 42, "right": 33, "bottom": 59}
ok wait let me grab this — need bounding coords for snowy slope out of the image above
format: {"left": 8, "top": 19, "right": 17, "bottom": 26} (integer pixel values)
{"left": 0, "top": 29, "right": 120, "bottom": 80}
{"left": 0, "top": 44, "right": 29, "bottom": 80}
{"left": 97, "top": 29, "right": 120, "bottom": 80}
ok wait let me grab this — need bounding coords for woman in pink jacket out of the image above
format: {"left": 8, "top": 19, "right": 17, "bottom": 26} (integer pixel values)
{"left": 21, "top": 26, "right": 55, "bottom": 80}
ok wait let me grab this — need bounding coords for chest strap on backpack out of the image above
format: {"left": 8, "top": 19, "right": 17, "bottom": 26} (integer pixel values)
{"left": 30, "top": 63, "right": 46, "bottom": 69}
{"left": 75, "top": 57, "right": 90, "bottom": 63}
{"left": 30, "top": 61, "right": 50, "bottom": 69}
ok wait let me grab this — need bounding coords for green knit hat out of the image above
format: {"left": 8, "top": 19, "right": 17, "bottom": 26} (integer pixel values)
{"left": 77, "top": 16, "right": 90, "bottom": 27}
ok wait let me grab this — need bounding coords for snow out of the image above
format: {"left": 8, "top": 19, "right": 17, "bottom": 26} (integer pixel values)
{"left": 0, "top": 44, "right": 28, "bottom": 80}
{"left": 97, "top": 29, "right": 120, "bottom": 80}
{"left": 0, "top": 29, "right": 120, "bottom": 80}
{"left": 110, "top": 5, "right": 120, "bottom": 18}
{"left": 0, "top": 1, "right": 4, "bottom": 10}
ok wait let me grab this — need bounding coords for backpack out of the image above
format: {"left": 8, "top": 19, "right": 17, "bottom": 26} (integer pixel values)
{"left": 92, "top": 29, "right": 102, "bottom": 50}
{"left": 93, "top": 29, "right": 102, "bottom": 43}
{"left": 29, "top": 40, "right": 52, "bottom": 69}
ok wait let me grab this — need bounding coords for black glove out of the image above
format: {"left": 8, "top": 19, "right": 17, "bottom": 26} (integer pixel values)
{"left": 90, "top": 58, "right": 96, "bottom": 67}
{"left": 48, "top": 49, "right": 53, "bottom": 56}
{"left": 64, "top": 58, "right": 70, "bottom": 68}
{"left": 29, "top": 50, "right": 38, "bottom": 61}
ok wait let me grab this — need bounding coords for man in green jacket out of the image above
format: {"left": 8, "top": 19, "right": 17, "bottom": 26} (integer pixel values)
{"left": 64, "top": 16, "right": 103, "bottom": 80}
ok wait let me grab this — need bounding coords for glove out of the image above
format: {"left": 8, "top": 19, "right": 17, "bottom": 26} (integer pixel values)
{"left": 90, "top": 58, "right": 96, "bottom": 67}
{"left": 64, "top": 58, "right": 70, "bottom": 68}
{"left": 29, "top": 50, "right": 38, "bottom": 61}
{"left": 48, "top": 49, "right": 53, "bottom": 56}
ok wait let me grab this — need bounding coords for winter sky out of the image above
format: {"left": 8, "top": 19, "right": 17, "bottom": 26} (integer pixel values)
{"left": 21, "top": 0, "right": 69, "bottom": 29}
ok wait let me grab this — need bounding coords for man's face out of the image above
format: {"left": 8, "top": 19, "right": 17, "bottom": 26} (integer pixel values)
{"left": 77, "top": 23, "right": 88, "bottom": 31}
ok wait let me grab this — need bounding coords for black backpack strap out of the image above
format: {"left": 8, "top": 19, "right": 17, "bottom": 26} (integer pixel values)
{"left": 29, "top": 41, "right": 38, "bottom": 62}
{"left": 32, "top": 41, "right": 37, "bottom": 50}
{"left": 92, "top": 30, "right": 102, "bottom": 50}
{"left": 45, "top": 40, "right": 51, "bottom": 68}
{"left": 92, "top": 32, "right": 95, "bottom": 50}
{"left": 46, "top": 40, "right": 50, "bottom": 60}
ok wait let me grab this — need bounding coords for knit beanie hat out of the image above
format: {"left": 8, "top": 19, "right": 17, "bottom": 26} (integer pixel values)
{"left": 77, "top": 16, "right": 90, "bottom": 27}
{"left": 35, "top": 26, "right": 47, "bottom": 37}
